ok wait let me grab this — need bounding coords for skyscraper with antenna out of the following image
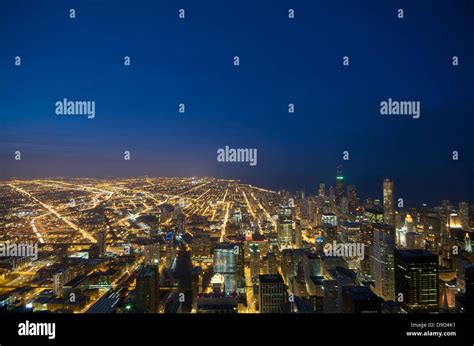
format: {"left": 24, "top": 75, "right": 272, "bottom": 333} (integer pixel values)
{"left": 336, "top": 166, "right": 344, "bottom": 206}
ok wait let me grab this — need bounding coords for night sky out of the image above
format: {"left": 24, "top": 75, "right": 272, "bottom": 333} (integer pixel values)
{"left": 1, "top": 0, "right": 473, "bottom": 206}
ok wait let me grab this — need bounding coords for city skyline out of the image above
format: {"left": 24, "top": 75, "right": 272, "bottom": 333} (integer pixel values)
{"left": 1, "top": 172, "right": 471, "bottom": 208}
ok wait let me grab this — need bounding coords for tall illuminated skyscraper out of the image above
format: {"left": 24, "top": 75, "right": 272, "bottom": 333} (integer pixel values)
{"left": 277, "top": 204, "right": 293, "bottom": 250}
{"left": 335, "top": 166, "right": 344, "bottom": 205}
{"left": 383, "top": 179, "right": 395, "bottom": 226}
{"left": 213, "top": 243, "right": 237, "bottom": 293}
{"left": 372, "top": 226, "right": 395, "bottom": 300}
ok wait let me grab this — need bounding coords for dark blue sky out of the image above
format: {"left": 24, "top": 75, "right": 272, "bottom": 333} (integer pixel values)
{"left": 1, "top": 0, "right": 473, "bottom": 206}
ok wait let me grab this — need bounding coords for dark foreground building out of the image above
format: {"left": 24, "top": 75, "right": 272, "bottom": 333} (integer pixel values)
{"left": 394, "top": 250, "right": 438, "bottom": 313}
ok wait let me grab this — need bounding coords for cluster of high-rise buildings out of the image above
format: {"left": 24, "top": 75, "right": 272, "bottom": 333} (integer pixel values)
{"left": 264, "top": 171, "right": 473, "bottom": 314}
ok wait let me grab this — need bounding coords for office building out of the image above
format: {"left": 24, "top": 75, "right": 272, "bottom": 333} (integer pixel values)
{"left": 372, "top": 226, "right": 395, "bottom": 300}
{"left": 277, "top": 204, "right": 293, "bottom": 250}
{"left": 336, "top": 166, "right": 344, "bottom": 205}
{"left": 383, "top": 179, "right": 395, "bottom": 226}
{"left": 135, "top": 264, "right": 159, "bottom": 313}
{"left": 319, "top": 183, "right": 326, "bottom": 197}
{"left": 258, "top": 274, "right": 287, "bottom": 313}
{"left": 249, "top": 243, "right": 260, "bottom": 283}
{"left": 347, "top": 185, "right": 357, "bottom": 211}
{"left": 394, "top": 250, "right": 439, "bottom": 313}
{"left": 459, "top": 202, "right": 470, "bottom": 230}
{"left": 213, "top": 243, "right": 237, "bottom": 293}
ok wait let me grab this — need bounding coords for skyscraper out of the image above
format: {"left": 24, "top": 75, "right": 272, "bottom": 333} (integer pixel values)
{"left": 329, "top": 186, "right": 335, "bottom": 205}
{"left": 383, "top": 179, "right": 395, "bottom": 226}
{"left": 372, "top": 227, "right": 395, "bottom": 300}
{"left": 213, "top": 243, "right": 237, "bottom": 293}
{"left": 258, "top": 274, "right": 287, "bottom": 313}
{"left": 294, "top": 220, "right": 302, "bottom": 248}
{"left": 277, "top": 204, "right": 293, "bottom": 250}
{"left": 319, "top": 183, "right": 326, "bottom": 197}
{"left": 459, "top": 201, "right": 470, "bottom": 230}
{"left": 174, "top": 250, "right": 193, "bottom": 313}
{"left": 336, "top": 166, "right": 344, "bottom": 206}
{"left": 394, "top": 250, "right": 439, "bottom": 313}
{"left": 347, "top": 185, "right": 357, "bottom": 211}
{"left": 164, "top": 230, "right": 176, "bottom": 269}
{"left": 135, "top": 264, "right": 160, "bottom": 313}
{"left": 249, "top": 243, "right": 260, "bottom": 283}
{"left": 96, "top": 230, "right": 106, "bottom": 256}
